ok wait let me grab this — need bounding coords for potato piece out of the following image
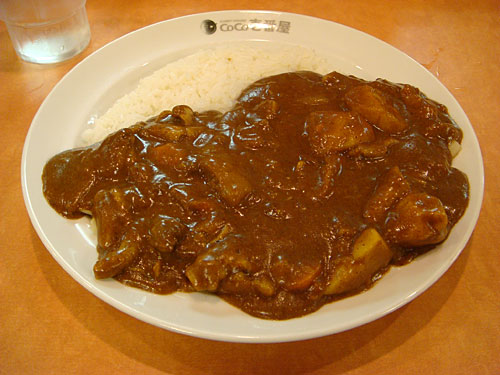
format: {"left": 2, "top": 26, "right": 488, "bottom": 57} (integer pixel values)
{"left": 345, "top": 85, "right": 407, "bottom": 134}
{"left": 306, "top": 111, "right": 375, "bottom": 156}
{"left": 252, "top": 273, "right": 276, "bottom": 297}
{"left": 448, "top": 140, "right": 462, "bottom": 158}
{"left": 218, "top": 272, "right": 253, "bottom": 294}
{"left": 325, "top": 228, "right": 392, "bottom": 295}
{"left": 352, "top": 227, "right": 393, "bottom": 268}
{"left": 324, "top": 259, "right": 364, "bottom": 296}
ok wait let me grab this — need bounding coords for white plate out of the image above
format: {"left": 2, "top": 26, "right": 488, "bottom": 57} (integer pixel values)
{"left": 21, "top": 10, "right": 484, "bottom": 343}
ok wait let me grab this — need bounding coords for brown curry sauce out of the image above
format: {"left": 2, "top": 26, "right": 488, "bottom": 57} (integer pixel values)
{"left": 42, "top": 71, "right": 469, "bottom": 319}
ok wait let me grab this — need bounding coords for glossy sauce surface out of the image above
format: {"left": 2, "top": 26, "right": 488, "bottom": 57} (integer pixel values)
{"left": 42, "top": 71, "right": 469, "bottom": 319}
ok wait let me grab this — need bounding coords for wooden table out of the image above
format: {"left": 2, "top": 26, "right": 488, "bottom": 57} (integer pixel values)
{"left": 1, "top": 1, "right": 499, "bottom": 374}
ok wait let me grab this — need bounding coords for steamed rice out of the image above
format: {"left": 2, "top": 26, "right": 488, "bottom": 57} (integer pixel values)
{"left": 81, "top": 44, "right": 332, "bottom": 145}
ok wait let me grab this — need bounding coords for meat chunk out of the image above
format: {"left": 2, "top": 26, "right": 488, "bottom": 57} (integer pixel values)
{"left": 316, "top": 155, "right": 342, "bottom": 197}
{"left": 234, "top": 119, "right": 274, "bottom": 150}
{"left": 185, "top": 234, "right": 254, "bottom": 292}
{"left": 322, "top": 71, "right": 364, "bottom": 90}
{"left": 252, "top": 99, "right": 279, "bottom": 119}
{"left": 345, "top": 85, "right": 408, "bottom": 133}
{"left": 363, "top": 166, "right": 411, "bottom": 224}
{"left": 400, "top": 84, "right": 463, "bottom": 143}
{"left": 148, "top": 215, "right": 186, "bottom": 252}
{"left": 198, "top": 152, "right": 252, "bottom": 206}
{"left": 94, "top": 231, "right": 140, "bottom": 279}
{"left": 140, "top": 123, "right": 205, "bottom": 143}
{"left": 92, "top": 187, "right": 146, "bottom": 250}
{"left": 385, "top": 193, "right": 449, "bottom": 247}
{"left": 306, "top": 111, "right": 375, "bottom": 156}
{"left": 348, "top": 137, "right": 399, "bottom": 159}
{"left": 148, "top": 143, "right": 190, "bottom": 171}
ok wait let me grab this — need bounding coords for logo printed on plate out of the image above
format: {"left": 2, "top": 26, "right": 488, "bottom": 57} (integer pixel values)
{"left": 201, "top": 19, "right": 292, "bottom": 34}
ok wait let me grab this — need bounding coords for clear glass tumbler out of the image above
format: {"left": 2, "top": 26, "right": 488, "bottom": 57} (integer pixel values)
{"left": 0, "top": 0, "right": 91, "bottom": 64}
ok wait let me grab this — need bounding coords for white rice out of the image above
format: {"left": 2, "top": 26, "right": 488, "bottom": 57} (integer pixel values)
{"left": 81, "top": 44, "right": 332, "bottom": 145}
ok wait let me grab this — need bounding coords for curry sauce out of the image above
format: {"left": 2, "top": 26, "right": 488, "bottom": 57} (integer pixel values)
{"left": 42, "top": 71, "right": 469, "bottom": 319}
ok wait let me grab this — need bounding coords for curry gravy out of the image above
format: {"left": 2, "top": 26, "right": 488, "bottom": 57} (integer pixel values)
{"left": 42, "top": 71, "right": 469, "bottom": 319}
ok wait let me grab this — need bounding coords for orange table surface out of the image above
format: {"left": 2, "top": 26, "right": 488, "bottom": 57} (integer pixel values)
{"left": 1, "top": 1, "right": 499, "bottom": 374}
